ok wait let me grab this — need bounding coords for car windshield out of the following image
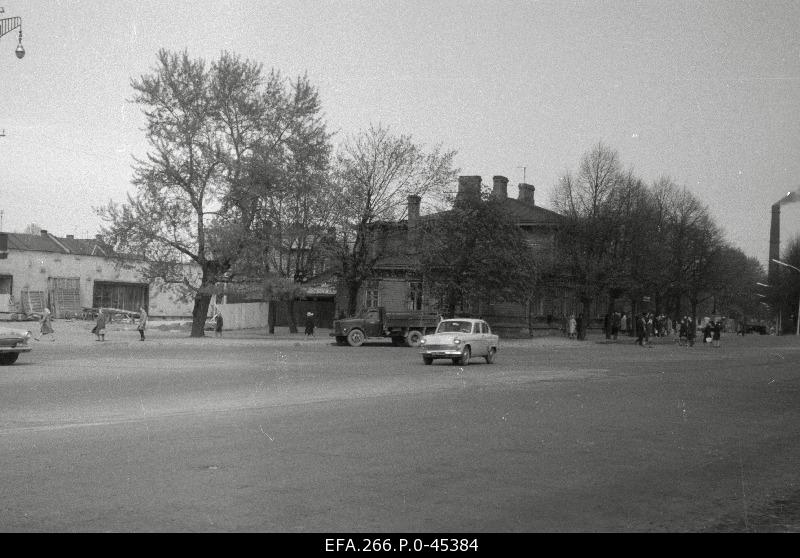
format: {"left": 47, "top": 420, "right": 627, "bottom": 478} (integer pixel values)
{"left": 437, "top": 321, "right": 473, "bottom": 334}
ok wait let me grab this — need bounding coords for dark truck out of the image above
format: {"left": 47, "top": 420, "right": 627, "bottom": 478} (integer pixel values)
{"left": 331, "top": 307, "right": 440, "bottom": 347}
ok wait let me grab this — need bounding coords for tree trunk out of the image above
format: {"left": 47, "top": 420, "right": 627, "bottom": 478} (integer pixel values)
{"left": 579, "top": 296, "right": 592, "bottom": 340}
{"left": 346, "top": 279, "right": 361, "bottom": 317}
{"left": 605, "top": 289, "right": 621, "bottom": 340}
{"left": 191, "top": 292, "right": 212, "bottom": 338}
{"left": 287, "top": 298, "right": 298, "bottom": 334}
{"left": 268, "top": 298, "right": 276, "bottom": 334}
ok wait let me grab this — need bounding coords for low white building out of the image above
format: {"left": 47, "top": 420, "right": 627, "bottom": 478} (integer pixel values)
{"left": 0, "top": 230, "right": 198, "bottom": 318}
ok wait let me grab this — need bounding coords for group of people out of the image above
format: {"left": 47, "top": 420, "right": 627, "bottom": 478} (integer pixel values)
{"left": 562, "top": 309, "right": 725, "bottom": 349}
{"left": 90, "top": 306, "right": 149, "bottom": 341}
{"left": 34, "top": 305, "right": 151, "bottom": 342}
{"left": 634, "top": 313, "right": 723, "bottom": 348}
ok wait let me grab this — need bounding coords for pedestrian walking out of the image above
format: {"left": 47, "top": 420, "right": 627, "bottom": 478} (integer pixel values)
{"left": 36, "top": 306, "right": 55, "bottom": 342}
{"left": 712, "top": 320, "right": 722, "bottom": 348}
{"left": 636, "top": 313, "right": 647, "bottom": 346}
{"left": 304, "top": 312, "right": 315, "bottom": 338}
{"left": 687, "top": 316, "right": 696, "bottom": 347}
{"left": 568, "top": 314, "right": 577, "bottom": 340}
{"left": 703, "top": 320, "right": 713, "bottom": 344}
{"left": 214, "top": 311, "right": 223, "bottom": 338}
{"left": 620, "top": 312, "right": 628, "bottom": 336}
{"left": 678, "top": 317, "right": 687, "bottom": 346}
{"left": 137, "top": 306, "right": 148, "bottom": 341}
{"left": 576, "top": 313, "right": 584, "bottom": 340}
{"left": 611, "top": 311, "right": 621, "bottom": 340}
{"left": 95, "top": 309, "right": 106, "bottom": 342}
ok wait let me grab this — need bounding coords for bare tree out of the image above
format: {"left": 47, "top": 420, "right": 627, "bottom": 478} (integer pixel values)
{"left": 98, "top": 50, "right": 330, "bottom": 336}
{"left": 330, "top": 124, "right": 458, "bottom": 316}
{"left": 551, "top": 142, "right": 625, "bottom": 339}
{"left": 19, "top": 223, "right": 42, "bottom": 235}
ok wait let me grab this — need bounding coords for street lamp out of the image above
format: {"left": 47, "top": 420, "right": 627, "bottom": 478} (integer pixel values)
{"left": 772, "top": 258, "right": 800, "bottom": 336}
{"left": 0, "top": 7, "right": 24, "bottom": 59}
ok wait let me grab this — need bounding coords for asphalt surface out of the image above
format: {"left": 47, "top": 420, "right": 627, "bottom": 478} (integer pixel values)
{"left": 0, "top": 319, "right": 799, "bottom": 532}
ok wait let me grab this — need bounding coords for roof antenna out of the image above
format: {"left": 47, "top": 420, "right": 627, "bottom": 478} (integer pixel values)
{"left": 516, "top": 166, "right": 527, "bottom": 183}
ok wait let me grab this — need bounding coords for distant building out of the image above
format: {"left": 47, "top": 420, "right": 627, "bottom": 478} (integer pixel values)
{"left": 335, "top": 175, "right": 596, "bottom": 336}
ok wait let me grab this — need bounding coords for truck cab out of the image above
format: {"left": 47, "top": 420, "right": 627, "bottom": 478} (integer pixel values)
{"left": 362, "top": 307, "right": 384, "bottom": 338}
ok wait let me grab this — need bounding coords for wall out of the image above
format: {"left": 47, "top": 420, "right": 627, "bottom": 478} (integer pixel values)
{"left": 216, "top": 302, "right": 270, "bottom": 330}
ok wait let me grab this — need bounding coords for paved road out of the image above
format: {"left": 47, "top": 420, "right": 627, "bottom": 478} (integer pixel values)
{"left": 1, "top": 321, "right": 799, "bottom": 532}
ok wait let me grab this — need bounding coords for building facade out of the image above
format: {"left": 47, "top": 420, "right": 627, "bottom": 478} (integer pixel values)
{"left": 336, "top": 175, "right": 600, "bottom": 336}
{"left": 0, "top": 230, "right": 199, "bottom": 318}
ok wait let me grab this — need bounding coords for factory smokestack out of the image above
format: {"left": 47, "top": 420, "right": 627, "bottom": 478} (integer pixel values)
{"left": 767, "top": 189, "right": 800, "bottom": 333}
{"left": 769, "top": 190, "right": 800, "bottom": 281}
{"left": 769, "top": 203, "right": 781, "bottom": 284}
{"left": 768, "top": 190, "right": 799, "bottom": 279}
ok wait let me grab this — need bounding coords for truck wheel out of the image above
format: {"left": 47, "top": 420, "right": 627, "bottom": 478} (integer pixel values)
{"left": 423, "top": 356, "right": 433, "bottom": 365}
{"left": 347, "top": 329, "right": 365, "bottom": 347}
{"left": 455, "top": 346, "right": 471, "bottom": 366}
{"left": 335, "top": 336, "right": 348, "bottom": 346}
{"left": 485, "top": 347, "right": 496, "bottom": 364}
{"left": 0, "top": 353, "right": 19, "bottom": 365}
{"left": 406, "top": 330, "right": 423, "bottom": 347}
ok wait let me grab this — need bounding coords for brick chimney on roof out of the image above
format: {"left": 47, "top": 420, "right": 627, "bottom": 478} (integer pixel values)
{"left": 518, "top": 183, "right": 535, "bottom": 206}
{"left": 407, "top": 195, "right": 420, "bottom": 224}
{"left": 407, "top": 194, "right": 421, "bottom": 248}
{"left": 40, "top": 229, "right": 48, "bottom": 236}
{"left": 492, "top": 176, "right": 508, "bottom": 199}
{"left": 456, "top": 176, "right": 481, "bottom": 204}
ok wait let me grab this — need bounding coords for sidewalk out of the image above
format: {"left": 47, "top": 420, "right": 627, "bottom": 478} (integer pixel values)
{"left": 10, "top": 317, "right": 784, "bottom": 349}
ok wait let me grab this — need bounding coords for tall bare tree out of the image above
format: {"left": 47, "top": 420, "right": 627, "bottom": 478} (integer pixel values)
{"left": 98, "top": 50, "right": 330, "bottom": 336}
{"left": 551, "top": 142, "right": 625, "bottom": 338}
{"left": 330, "top": 124, "right": 458, "bottom": 316}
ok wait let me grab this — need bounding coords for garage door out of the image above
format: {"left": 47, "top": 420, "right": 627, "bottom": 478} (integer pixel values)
{"left": 48, "top": 277, "right": 81, "bottom": 318}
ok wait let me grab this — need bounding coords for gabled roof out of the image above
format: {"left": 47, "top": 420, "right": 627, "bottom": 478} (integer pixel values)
{"left": 4, "top": 232, "right": 110, "bottom": 257}
{"left": 493, "top": 197, "right": 562, "bottom": 225}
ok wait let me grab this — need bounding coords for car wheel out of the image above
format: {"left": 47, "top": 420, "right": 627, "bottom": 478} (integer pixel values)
{"left": 456, "top": 346, "right": 471, "bottom": 366}
{"left": 347, "top": 329, "right": 365, "bottom": 347}
{"left": 485, "top": 347, "right": 496, "bottom": 364}
{"left": 423, "top": 356, "right": 433, "bottom": 365}
{"left": 0, "top": 353, "right": 19, "bottom": 365}
{"left": 406, "top": 330, "right": 423, "bottom": 347}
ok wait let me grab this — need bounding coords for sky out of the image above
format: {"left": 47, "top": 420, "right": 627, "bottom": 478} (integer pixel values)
{"left": 1, "top": 0, "right": 798, "bottom": 270}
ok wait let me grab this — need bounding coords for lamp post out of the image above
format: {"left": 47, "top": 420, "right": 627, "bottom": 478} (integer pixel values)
{"left": 772, "top": 258, "right": 800, "bottom": 336}
{"left": 0, "top": 7, "right": 25, "bottom": 59}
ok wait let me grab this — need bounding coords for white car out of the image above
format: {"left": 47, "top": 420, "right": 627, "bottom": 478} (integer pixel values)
{"left": 419, "top": 318, "right": 499, "bottom": 365}
{"left": 0, "top": 326, "right": 33, "bottom": 365}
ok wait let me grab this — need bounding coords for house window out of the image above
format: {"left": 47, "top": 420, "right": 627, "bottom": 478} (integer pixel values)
{"left": 408, "top": 281, "right": 423, "bottom": 311}
{"left": 365, "top": 282, "right": 379, "bottom": 308}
